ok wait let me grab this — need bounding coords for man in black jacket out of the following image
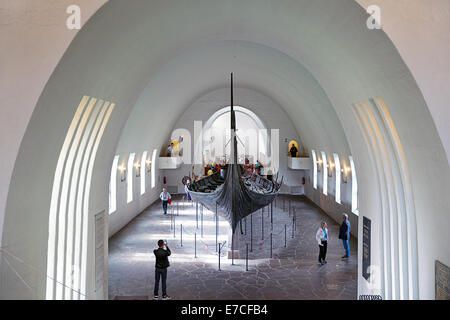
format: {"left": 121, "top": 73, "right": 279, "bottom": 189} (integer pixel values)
{"left": 289, "top": 144, "right": 298, "bottom": 157}
{"left": 153, "top": 239, "right": 172, "bottom": 300}
{"left": 338, "top": 213, "right": 351, "bottom": 259}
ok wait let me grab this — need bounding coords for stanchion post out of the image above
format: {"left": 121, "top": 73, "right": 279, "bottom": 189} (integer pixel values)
{"left": 215, "top": 203, "right": 218, "bottom": 252}
{"left": 196, "top": 202, "right": 199, "bottom": 229}
{"left": 218, "top": 242, "right": 221, "bottom": 271}
{"left": 231, "top": 232, "right": 234, "bottom": 266}
{"left": 246, "top": 243, "right": 249, "bottom": 271}
{"left": 195, "top": 233, "right": 197, "bottom": 258}
{"left": 292, "top": 217, "right": 295, "bottom": 239}
{"left": 201, "top": 204, "right": 204, "bottom": 238}
{"left": 270, "top": 202, "right": 273, "bottom": 231}
{"left": 250, "top": 213, "right": 253, "bottom": 252}
{"left": 270, "top": 233, "right": 273, "bottom": 258}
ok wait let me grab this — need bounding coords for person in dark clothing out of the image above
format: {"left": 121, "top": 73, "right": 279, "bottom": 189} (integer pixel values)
{"left": 289, "top": 144, "right": 298, "bottom": 157}
{"left": 153, "top": 239, "right": 172, "bottom": 300}
{"left": 338, "top": 213, "right": 351, "bottom": 259}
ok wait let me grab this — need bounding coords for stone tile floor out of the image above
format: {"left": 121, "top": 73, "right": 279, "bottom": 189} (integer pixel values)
{"left": 108, "top": 195, "right": 357, "bottom": 300}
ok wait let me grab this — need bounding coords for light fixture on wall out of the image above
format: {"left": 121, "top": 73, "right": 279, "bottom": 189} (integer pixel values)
{"left": 118, "top": 164, "right": 126, "bottom": 182}
{"left": 341, "top": 166, "right": 350, "bottom": 183}
{"left": 134, "top": 161, "right": 141, "bottom": 177}
{"left": 328, "top": 161, "right": 334, "bottom": 177}
{"left": 146, "top": 159, "right": 151, "bottom": 173}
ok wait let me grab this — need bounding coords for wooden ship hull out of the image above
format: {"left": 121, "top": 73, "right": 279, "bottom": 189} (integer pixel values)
{"left": 187, "top": 73, "right": 281, "bottom": 233}
{"left": 188, "top": 164, "right": 280, "bottom": 232}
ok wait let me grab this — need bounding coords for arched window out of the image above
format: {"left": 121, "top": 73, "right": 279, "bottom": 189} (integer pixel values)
{"left": 140, "top": 151, "right": 148, "bottom": 195}
{"left": 109, "top": 155, "right": 119, "bottom": 214}
{"left": 151, "top": 149, "right": 157, "bottom": 188}
{"left": 333, "top": 153, "right": 341, "bottom": 204}
{"left": 321, "top": 151, "right": 328, "bottom": 195}
{"left": 288, "top": 140, "right": 299, "bottom": 157}
{"left": 311, "top": 149, "right": 317, "bottom": 189}
{"left": 349, "top": 155, "right": 358, "bottom": 214}
{"left": 202, "top": 106, "right": 266, "bottom": 166}
{"left": 127, "top": 153, "right": 135, "bottom": 203}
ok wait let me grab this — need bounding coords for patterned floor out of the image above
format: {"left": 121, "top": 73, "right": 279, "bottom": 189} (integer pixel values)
{"left": 108, "top": 195, "right": 357, "bottom": 300}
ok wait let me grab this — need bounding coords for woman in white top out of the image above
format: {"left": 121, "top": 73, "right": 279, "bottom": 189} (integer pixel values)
{"left": 315, "top": 221, "right": 328, "bottom": 265}
{"left": 160, "top": 188, "right": 171, "bottom": 215}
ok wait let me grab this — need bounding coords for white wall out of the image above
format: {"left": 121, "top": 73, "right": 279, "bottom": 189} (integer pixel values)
{"left": 304, "top": 155, "right": 358, "bottom": 238}
{"left": 356, "top": 0, "right": 450, "bottom": 167}
{"left": 0, "top": 0, "right": 107, "bottom": 248}
{"left": 107, "top": 153, "right": 163, "bottom": 237}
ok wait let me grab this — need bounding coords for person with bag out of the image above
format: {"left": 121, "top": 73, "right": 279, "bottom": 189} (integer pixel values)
{"left": 159, "top": 187, "right": 171, "bottom": 215}
{"left": 153, "top": 239, "right": 172, "bottom": 300}
{"left": 315, "top": 221, "right": 328, "bottom": 265}
{"left": 339, "top": 213, "right": 351, "bottom": 259}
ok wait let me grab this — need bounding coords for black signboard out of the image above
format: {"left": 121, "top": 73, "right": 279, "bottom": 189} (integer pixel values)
{"left": 362, "top": 216, "right": 371, "bottom": 281}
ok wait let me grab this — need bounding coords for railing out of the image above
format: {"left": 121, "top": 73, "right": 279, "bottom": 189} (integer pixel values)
{"left": 158, "top": 156, "right": 183, "bottom": 169}
{"left": 167, "top": 196, "right": 299, "bottom": 272}
{"left": 287, "top": 156, "right": 313, "bottom": 170}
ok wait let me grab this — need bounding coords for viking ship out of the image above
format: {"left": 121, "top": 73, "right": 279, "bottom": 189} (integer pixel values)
{"left": 187, "top": 73, "right": 282, "bottom": 234}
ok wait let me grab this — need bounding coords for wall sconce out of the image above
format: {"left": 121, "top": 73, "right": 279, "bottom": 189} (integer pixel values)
{"left": 341, "top": 166, "right": 350, "bottom": 183}
{"left": 328, "top": 162, "right": 334, "bottom": 177}
{"left": 146, "top": 159, "right": 151, "bottom": 173}
{"left": 134, "top": 162, "right": 141, "bottom": 177}
{"left": 118, "top": 164, "right": 126, "bottom": 182}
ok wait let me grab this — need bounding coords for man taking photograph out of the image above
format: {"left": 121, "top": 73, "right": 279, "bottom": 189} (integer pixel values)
{"left": 153, "top": 239, "right": 172, "bottom": 300}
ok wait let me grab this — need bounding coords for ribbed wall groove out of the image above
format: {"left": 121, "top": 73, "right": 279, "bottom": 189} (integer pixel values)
{"left": 46, "top": 96, "right": 115, "bottom": 300}
{"left": 352, "top": 98, "right": 419, "bottom": 300}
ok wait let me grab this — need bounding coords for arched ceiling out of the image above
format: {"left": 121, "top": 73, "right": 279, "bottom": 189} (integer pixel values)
{"left": 90, "top": 0, "right": 443, "bottom": 172}
{"left": 116, "top": 40, "right": 350, "bottom": 158}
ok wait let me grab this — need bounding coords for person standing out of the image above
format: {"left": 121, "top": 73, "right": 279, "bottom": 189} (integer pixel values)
{"left": 315, "top": 221, "right": 328, "bottom": 265}
{"left": 339, "top": 213, "right": 351, "bottom": 259}
{"left": 255, "top": 160, "right": 263, "bottom": 175}
{"left": 184, "top": 179, "right": 191, "bottom": 201}
{"left": 153, "top": 240, "right": 172, "bottom": 300}
{"left": 289, "top": 144, "right": 298, "bottom": 157}
{"left": 159, "top": 187, "right": 171, "bottom": 215}
{"left": 167, "top": 142, "right": 174, "bottom": 157}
